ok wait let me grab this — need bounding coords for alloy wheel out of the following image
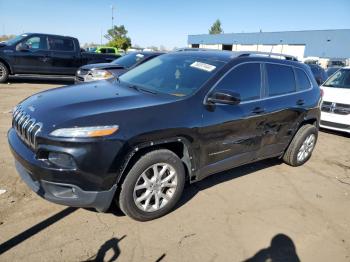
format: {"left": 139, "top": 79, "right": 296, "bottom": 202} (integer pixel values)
{"left": 133, "top": 163, "right": 178, "bottom": 212}
{"left": 297, "top": 134, "right": 316, "bottom": 162}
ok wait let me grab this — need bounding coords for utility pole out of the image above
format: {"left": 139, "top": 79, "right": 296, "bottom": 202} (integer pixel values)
{"left": 111, "top": 5, "right": 114, "bottom": 29}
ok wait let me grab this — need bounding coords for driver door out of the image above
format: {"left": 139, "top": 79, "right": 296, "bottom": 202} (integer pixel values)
{"left": 13, "top": 35, "right": 52, "bottom": 74}
{"left": 198, "top": 62, "right": 266, "bottom": 179}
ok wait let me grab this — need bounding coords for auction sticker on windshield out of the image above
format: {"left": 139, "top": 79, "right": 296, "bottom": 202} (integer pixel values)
{"left": 190, "top": 61, "right": 216, "bottom": 72}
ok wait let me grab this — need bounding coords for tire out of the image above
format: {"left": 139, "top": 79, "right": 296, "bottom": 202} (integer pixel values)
{"left": 0, "top": 62, "right": 9, "bottom": 83}
{"left": 283, "top": 124, "right": 318, "bottom": 166}
{"left": 119, "top": 149, "right": 185, "bottom": 221}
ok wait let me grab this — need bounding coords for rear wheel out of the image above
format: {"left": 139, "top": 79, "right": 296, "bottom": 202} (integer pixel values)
{"left": 0, "top": 62, "right": 9, "bottom": 83}
{"left": 119, "top": 149, "right": 185, "bottom": 221}
{"left": 283, "top": 124, "right": 318, "bottom": 166}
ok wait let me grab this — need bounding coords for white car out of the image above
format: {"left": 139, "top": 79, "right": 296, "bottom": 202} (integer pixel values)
{"left": 320, "top": 67, "right": 350, "bottom": 133}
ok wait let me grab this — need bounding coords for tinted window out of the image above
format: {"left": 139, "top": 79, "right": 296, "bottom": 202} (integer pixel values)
{"left": 107, "top": 48, "right": 115, "bottom": 54}
{"left": 266, "top": 64, "right": 296, "bottom": 96}
{"left": 215, "top": 63, "right": 261, "bottom": 101}
{"left": 295, "top": 68, "right": 311, "bottom": 90}
{"left": 48, "top": 37, "right": 74, "bottom": 51}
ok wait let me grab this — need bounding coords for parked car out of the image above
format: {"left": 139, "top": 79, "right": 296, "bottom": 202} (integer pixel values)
{"left": 307, "top": 64, "right": 328, "bottom": 85}
{"left": 325, "top": 66, "right": 341, "bottom": 77}
{"left": 0, "top": 33, "right": 117, "bottom": 83}
{"left": 75, "top": 51, "right": 164, "bottom": 83}
{"left": 327, "top": 59, "right": 346, "bottom": 68}
{"left": 8, "top": 51, "right": 321, "bottom": 221}
{"left": 95, "top": 46, "right": 123, "bottom": 56}
{"left": 86, "top": 47, "right": 97, "bottom": 53}
{"left": 320, "top": 67, "right": 350, "bottom": 133}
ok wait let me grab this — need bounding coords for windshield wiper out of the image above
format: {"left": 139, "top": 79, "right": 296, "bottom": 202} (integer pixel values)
{"left": 139, "top": 87, "right": 158, "bottom": 95}
{"left": 323, "top": 84, "right": 335, "bottom": 87}
{"left": 127, "top": 84, "right": 157, "bottom": 95}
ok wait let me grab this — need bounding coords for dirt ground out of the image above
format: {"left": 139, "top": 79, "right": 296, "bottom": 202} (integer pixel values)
{"left": 0, "top": 77, "right": 349, "bottom": 262}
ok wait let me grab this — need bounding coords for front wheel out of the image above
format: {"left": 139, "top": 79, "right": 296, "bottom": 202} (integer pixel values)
{"left": 119, "top": 149, "right": 185, "bottom": 221}
{"left": 0, "top": 62, "right": 9, "bottom": 83}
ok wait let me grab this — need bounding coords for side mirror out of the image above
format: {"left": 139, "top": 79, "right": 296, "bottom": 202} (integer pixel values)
{"left": 16, "top": 43, "right": 29, "bottom": 52}
{"left": 207, "top": 90, "right": 241, "bottom": 105}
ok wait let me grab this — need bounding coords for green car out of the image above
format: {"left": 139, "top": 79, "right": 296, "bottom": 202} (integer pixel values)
{"left": 95, "top": 46, "right": 123, "bottom": 56}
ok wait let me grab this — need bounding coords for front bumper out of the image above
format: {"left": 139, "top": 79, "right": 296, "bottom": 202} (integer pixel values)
{"left": 15, "top": 160, "right": 116, "bottom": 211}
{"left": 8, "top": 128, "right": 123, "bottom": 211}
{"left": 320, "top": 111, "right": 350, "bottom": 133}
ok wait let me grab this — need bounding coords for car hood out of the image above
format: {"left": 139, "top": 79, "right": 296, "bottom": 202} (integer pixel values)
{"left": 321, "top": 86, "right": 350, "bottom": 104}
{"left": 80, "top": 63, "right": 125, "bottom": 71}
{"left": 18, "top": 79, "right": 176, "bottom": 134}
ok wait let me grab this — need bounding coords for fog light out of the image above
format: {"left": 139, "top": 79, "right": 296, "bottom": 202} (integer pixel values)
{"left": 48, "top": 152, "right": 77, "bottom": 169}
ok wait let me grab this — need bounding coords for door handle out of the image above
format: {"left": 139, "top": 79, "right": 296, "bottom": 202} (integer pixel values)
{"left": 251, "top": 107, "right": 265, "bottom": 114}
{"left": 296, "top": 99, "right": 305, "bottom": 106}
{"left": 40, "top": 55, "right": 51, "bottom": 63}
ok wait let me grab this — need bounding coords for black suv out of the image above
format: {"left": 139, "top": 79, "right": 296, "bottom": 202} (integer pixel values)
{"left": 8, "top": 51, "right": 321, "bottom": 221}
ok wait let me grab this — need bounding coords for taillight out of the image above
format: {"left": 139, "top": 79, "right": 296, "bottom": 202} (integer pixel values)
{"left": 320, "top": 88, "right": 324, "bottom": 97}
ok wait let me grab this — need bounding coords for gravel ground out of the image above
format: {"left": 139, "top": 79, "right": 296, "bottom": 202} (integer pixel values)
{"left": 0, "top": 78, "right": 349, "bottom": 262}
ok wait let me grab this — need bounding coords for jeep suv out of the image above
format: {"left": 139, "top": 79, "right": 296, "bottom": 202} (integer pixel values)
{"left": 8, "top": 51, "right": 321, "bottom": 221}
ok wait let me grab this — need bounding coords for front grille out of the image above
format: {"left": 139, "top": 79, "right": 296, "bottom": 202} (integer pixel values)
{"left": 75, "top": 76, "right": 85, "bottom": 82}
{"left": 321, "top": 101, "right": 350, "bottom": 115}
{"left": 12, "top": 105, "right": 42, "bottom": 150}
{"left": 320, "top": 120, "right": 350, "bottom": 130}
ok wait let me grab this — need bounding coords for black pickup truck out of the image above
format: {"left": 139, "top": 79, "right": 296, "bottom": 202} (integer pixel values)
{"left": 0, "top": 33, "right": 119, "bottom": 82}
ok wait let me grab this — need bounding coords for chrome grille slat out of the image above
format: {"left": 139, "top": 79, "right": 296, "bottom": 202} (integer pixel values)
{"left": 321, "top": 101, "right": 350, "bottom": 115}
{"left": 12, "top": 105, "right": 42, "bottom": 150}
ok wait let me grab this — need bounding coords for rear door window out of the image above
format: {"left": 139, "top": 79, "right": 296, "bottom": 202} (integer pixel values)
{"left": 48, "top": 37, "right": 75, "bottom": 51}
{"left": 295, "top": 68, "right": 311, "bottom": 90}
{"left": 215, "top": 63, "right": 261, "bottom": 102}
{"left": 266, "top": 64, "right": 296, "bottom": 96}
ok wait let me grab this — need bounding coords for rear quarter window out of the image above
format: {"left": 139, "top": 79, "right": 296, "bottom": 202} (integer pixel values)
{"left": 295, "top": 68, "right": 311, "bottom": 90}
{"left": 266, "top": 64, "right": 296, "bottom": 96}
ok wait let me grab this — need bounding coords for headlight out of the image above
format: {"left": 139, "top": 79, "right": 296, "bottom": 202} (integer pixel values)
{"left": 50, "top": 125, "right": 119, "bottom": 138}
{"left": 86, "top": 69, "right": 113, "bottom": 81}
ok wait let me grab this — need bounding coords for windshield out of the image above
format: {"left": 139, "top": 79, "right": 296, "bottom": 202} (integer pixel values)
{"left": 112, "top": 53, "right": 148, "bottom": 68}
{"left": 119, "top": 53, "right": 225, "bottom": 97}
{"left": 2, "top": 34, "right": 28, "bottom": 45}
{"left": 323, "top": 69, "right": 350, "bottom": 89}
{"left": 326, "top": 67, "right": 340, "bottom": 77}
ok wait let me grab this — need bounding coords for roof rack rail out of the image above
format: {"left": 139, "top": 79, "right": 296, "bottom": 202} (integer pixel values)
{"left": 237, "top": 51, "right": 299, "bottom": 61}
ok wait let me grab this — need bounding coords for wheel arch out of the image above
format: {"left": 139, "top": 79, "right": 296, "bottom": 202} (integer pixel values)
{"left": 0, "top": 57, "right": 13, "bottom": 74}
{"left": 283, "top": 115, "right": 319, "bottom": 154}
{"left": 114, "top": 136, "right": 197, "bottom": 188}
{"left": 299, "top": 116, "right": 318, "bottom": 129}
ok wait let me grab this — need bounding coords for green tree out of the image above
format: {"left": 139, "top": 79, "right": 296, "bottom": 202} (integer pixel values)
{"left": 209, "top": 19, "right": 223, "bottom": 34}
{"left": 104, "top": 25, "right": 131, "bottom": 51}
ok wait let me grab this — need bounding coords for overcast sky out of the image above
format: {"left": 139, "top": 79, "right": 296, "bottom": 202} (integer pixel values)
{"left": 1, "top": 0, "right": 349, "bottom": 49}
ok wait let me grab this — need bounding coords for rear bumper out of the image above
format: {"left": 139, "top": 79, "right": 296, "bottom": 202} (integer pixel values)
{"left": 15, "top": 160, "right": 116, "bottom": 211}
